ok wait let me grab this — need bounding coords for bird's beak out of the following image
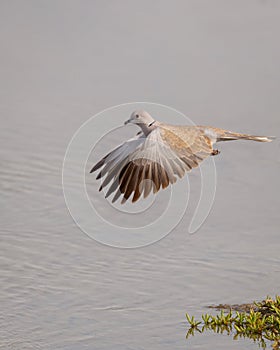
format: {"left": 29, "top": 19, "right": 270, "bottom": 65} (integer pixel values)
{"left": 124, "top": 119, "right": 131, "bottom": 125}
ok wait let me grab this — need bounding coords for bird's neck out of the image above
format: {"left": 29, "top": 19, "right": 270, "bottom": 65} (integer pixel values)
{"left": 138, "top": 122, "right": 158, "bottom": 136}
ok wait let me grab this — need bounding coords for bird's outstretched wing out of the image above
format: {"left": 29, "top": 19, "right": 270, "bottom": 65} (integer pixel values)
{"left": 90, "top": 126, "right": 212, "bottom": 203}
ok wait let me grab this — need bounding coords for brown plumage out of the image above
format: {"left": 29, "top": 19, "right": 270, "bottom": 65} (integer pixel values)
{"left": 90, "top": 110, "right": 274, "bottom": 203}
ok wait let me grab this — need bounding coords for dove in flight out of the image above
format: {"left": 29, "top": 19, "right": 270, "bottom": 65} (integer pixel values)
{"left": 90, "top": 110, "right": 274, "bottom": 204}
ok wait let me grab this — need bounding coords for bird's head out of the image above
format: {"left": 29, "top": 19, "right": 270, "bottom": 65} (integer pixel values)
{"left": 124, "top": 110, "right": 156, "bottom": 127}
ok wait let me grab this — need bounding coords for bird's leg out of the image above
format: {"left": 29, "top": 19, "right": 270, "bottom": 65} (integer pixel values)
{"left": 211, "top": 149, "right": 220, "bottom": 156}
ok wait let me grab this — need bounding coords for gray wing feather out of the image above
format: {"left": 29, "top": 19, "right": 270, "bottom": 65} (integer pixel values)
{"left": 90, "top": 127, "right": 210, "bottom": 203}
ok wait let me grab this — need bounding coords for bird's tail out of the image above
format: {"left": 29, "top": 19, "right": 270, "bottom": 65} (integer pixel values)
{"left": 216, "top": 130, "right": 275, "bottom": 143}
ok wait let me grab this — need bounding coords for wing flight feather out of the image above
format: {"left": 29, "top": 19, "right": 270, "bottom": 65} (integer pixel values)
{"left": 90, "top": 126, "right": 213, "bottom": 203}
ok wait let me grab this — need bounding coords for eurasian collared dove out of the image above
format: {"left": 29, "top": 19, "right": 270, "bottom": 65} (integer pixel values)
{"left": 90, "top": 110, "right": 274, "bottom": 203}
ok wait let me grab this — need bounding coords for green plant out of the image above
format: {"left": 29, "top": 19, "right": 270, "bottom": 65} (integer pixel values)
{"left": 186, "top": 296, "right": 280, "bottom": 349}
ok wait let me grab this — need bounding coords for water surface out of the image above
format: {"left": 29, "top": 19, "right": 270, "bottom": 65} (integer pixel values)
{"left": 1, "top": 1, "right": 280, "bottom": 349}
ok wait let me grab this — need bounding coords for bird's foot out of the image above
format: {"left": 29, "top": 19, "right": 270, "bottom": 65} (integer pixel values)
{"left": 211, "top": 149, "right": 220, "bottom": 156}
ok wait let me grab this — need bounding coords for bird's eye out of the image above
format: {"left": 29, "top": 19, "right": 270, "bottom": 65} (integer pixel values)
{"left": 135, "top": 114, "right": 139, "bottom": 118}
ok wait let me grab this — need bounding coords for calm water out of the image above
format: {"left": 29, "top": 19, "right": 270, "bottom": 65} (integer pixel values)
{"left": 1, "top": 1, "right": 280, "bottom": 349}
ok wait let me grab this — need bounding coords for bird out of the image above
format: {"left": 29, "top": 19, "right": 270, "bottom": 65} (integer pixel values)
{"left": 90, "top": 110, "right": 274, "bottom": 204}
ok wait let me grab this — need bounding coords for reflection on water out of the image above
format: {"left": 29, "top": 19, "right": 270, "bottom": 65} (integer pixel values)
{"left": 1, "top": 1, "right": 280, "bottom": 349}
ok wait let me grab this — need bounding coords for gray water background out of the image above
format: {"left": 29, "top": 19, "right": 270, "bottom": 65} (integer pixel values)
{"left": 0, "top": 1, "right": 280, "bottom": 349}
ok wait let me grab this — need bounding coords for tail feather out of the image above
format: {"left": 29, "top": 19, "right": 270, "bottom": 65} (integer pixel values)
{"left": 217, "top": 131, "right": 275, "bottom": 143}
